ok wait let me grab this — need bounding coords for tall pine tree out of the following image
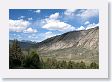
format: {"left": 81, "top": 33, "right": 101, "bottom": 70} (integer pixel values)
{"left": 9, "top": 39, "right": 23, "bottom": 68}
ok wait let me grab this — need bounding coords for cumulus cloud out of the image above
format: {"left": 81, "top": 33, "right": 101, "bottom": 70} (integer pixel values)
{"left": 76, "top": 9, "right": 99, "bottom": 19}
{"left": 39, "top": 31, "right": 59, "bottom": 41}
{"left": 27, "top": 31, "right": 56, "bottom": 42}
{"left": 44, "top": 31, "right": 56, "bottom": 39}
{"left": 34, "top": 10, "right": 41, "bottom": 13}
{"left": 64, "top": 9, "right": 77, "bottom": 16}
{"left": 49, "top": 13, "right": 60, "bottom": 19}
{"left": 28, "top": 17, "right": 33, "bottom": 21}
{"left": 41, "top": 12, "right": 75, "bottom": 32}
{"left": 76, "top": 26, "right": 85, "bottom": 30}
{"left": 42, "top": 20, "right": 75, "bottom": 32}
{"left": 64, "top": 9, "right": 98, "bottom": 23}
{"left": 23, "top": 28, "right": 37, "bottom": 33}
{"left": 18, "top": 16, "right": 25, "bottom": 19}
{"left": 9, "top": 19, "right": 30, "bottom": 32}
{"left": 76, "top": 22, "right": 99, "bottom": 31}
{"left": 9, "top": 19, "right": 37, "bottom": 33}
{"left": 86, "top": 23, "right": 99, "bottom": 30}
{"left": 28, "top": 35, "right": 38, "bottom": 39}
{"left": 28, "top": 35, "right": 32, "bottom": 38}
{"left": 84, "top": 21, "right": 90, "bottom": 25}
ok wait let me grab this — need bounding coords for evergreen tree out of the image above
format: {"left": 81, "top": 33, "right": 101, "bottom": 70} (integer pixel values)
{"left": 23, "top": 51, "right": 41, "bottom": 69}
{"left": 60, "top": 60, "right": 67, "bottom": 69}
{"left": 90, "top": 62, "right": 99, "bottom": 69}
{"left": 79, "top": 61, "right": 86, "bottom": 69}
{"left": 9, "top": 39, "right": 23, "bottom": 68}
{"left": 67, "top": 61, "right": 74, "bottom": 69}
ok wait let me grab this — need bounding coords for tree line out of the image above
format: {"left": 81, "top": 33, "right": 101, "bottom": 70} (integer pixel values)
{"left": 9, "top": 39, "right": 99, "bottom": 69}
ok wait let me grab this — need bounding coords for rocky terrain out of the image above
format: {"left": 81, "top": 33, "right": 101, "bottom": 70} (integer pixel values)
{"left": 36, "top": 26, "right": 99, "bottom": 64}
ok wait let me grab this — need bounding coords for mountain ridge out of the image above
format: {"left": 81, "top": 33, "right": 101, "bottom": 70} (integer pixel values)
{"left": 36, "top": 26, "right": 99, "bottom": 64}
{"left": 37, "top": 26, "right": 99, "bottom": 52}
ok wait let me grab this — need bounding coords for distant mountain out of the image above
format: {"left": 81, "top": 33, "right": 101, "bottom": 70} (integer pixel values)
{"left": 37, "top": 26, "right": 99, "bottom": 64}
{"left": 9, "top": 40, "right": 37, "bottom": 50}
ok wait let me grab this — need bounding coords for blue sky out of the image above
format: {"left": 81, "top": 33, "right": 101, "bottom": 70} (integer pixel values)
{"left": 9, "top": 9, "right": 99, "bottom": 42}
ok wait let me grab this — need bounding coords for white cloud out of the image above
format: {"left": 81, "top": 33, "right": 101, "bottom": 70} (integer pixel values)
{"left": 9, "top": 19, "right": 30, "bottom": 32}
{"left": 42, "top": 19, "right": 75, "bottom": 32}
{"left": 64, "top": 9, "right": 99, "bottom": 23}
{"left": 28, "top": 17, "right": 33, "bottom": 21}
{"left": 28, "top": 34, "right": 38, "bottom": 40}
{"left": 28, "top": 35, "right": 38, "bottom": 39}
{"left": 49, "top": 13, "right": 59, "bottom": 19}
{"left": 34, "top": 10, "right": 41, "bottom": 13}
{"left": 64, "top": 9, "right": 77, "bottom": 16}
{"left": 41, "top": 12, "right": 75, "bottom": 32}
{"left": 9, "top": 19, "right": 38, "bottom": 33}
{"left": 75, "top": 22, "right": 99, "bottom": 31}
{"left": 76, "top": 9, "right": 99, "bottom": 19}
{"left": 84, "top": 21, "right": 90, "bottom": 25}
{"left": 28, "top": 35, "right": 32, "bottom": 38}
{"left": 76, "top": 26, "right": 85, "bottom": 30}
{"left": 86, "top": 23, "right": 99, "bottom": 30}
{"left": 36, "top": 31, "right": 59, "bottom": 42}
{"left": 44, "top": 31, "right": 55, "bottom": 39}
{"left": 18, "top": 16, "right": 25, "bottom": 19}
{"left": 32, "top": 34, "right": 36, "bottom": 36}
{"left": 23, "top": 27, "right": 37, "bottom": 33}
{"left": 18, "top": 36, "right": 22, "bottom": 39}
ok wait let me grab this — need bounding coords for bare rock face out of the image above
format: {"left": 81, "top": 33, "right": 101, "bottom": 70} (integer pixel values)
{"left": 37, "top": 26, "right": 99, "bottom": 64}
{"left": 37, "top": 27, "right": 99, "bottom": 52}
{"left": 77, "top": 27, "right": 99, "bottom": 50}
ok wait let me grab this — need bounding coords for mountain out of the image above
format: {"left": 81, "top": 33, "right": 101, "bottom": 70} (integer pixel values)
{"left": 9, "top": 26, "right": 99, "bottom": 64}
{"left": 37, "top": 26, "right": 99, "bottom": 64}
{"left": 9, "top": 40, "right": 37, "bottom": 50}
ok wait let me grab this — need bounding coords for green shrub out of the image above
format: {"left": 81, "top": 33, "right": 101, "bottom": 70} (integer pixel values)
{"left": 23, "top": 51, "right": 41, "bottom": 69}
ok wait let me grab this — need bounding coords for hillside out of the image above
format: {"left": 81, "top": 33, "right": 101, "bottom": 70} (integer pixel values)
{"left": 37, "top": 26, "right": 99, "bottom": 64}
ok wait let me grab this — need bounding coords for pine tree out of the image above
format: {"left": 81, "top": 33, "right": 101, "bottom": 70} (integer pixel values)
{"left": 90, "top": 62, "right": 99, "bottom": 69}
{"left": 67, "top": 61, "right": 74, "bottom": 69}
{"left": 60, "top": 60, "right": 67, "bottom": 69}
{"left": 79, "top": 61, "right": 86, "bottom": 69}
{"left": 23, "top": 51, "right": 41, "bottom": 69}
{"left": 9, "top": 39, "right": 23, "bottom": 68}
